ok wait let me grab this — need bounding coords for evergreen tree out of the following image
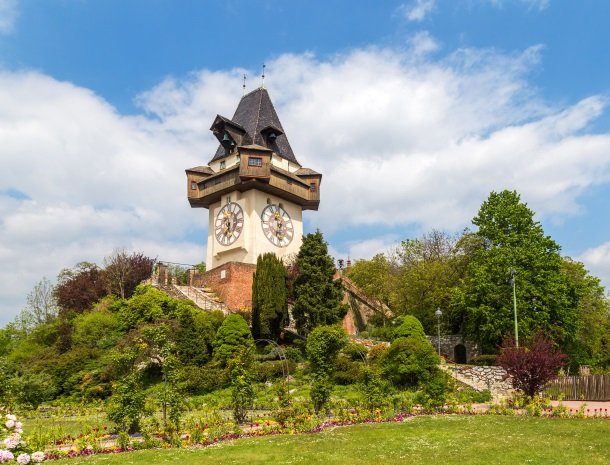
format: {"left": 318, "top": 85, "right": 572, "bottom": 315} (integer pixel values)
{"left": 292, "top": 230, "right": 347, "bottom": 335}
{"left": 213, "top": 314, "right": 254, "bottom": 365}
{"left": 455, "top": 190, "right": 576, "bottom": 352}
{"left": 251, "top": 253, "right": 288, "bottom": 340}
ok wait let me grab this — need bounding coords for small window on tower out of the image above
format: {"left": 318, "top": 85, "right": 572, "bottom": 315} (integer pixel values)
{"left": 220, "top": 160, "right": 226, "bottom": 170}
{"left": 310, "top": 183, "right": 317, "bottom": 192}
{"left": 191, "top": 181, "right": 197, "bottom": 190}
{"left": 248, "top": 157, "right": 263, "bottom": 167}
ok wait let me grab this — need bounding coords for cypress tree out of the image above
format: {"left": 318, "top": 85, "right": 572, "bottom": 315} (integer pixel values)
{"left": 251, "top": 253, "right": 288, "bottom": 340}
{"left": 292, "top": 230, "right": 347, "bottom": 335}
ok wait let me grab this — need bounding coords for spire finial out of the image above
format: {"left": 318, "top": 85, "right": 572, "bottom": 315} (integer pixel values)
{"left": 261, "top": 63, "right": 266, "bottom": 89}
{"left": 242, "top": 73, "right": 247, "bottom": 96}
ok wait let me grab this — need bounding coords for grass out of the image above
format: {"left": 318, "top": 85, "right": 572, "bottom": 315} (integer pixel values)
{"left": 50, "top": 415, "right": 610, "bottom": 465}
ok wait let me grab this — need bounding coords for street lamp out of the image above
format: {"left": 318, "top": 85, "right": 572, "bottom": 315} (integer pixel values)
{"left": 510, "top": 268, "right": 519, "bottom": 348}
{"left": 434, "top": 307, "right": 442, "bottom": 357}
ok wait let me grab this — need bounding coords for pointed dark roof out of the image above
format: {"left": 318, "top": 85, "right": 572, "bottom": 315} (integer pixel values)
{"left": 210, "top": 88, "right": 299, "bottom": 165}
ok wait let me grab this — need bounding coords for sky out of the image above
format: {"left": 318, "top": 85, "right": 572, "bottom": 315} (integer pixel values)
{"left": 1, "top": 0, "right": 610, "bottom": 324}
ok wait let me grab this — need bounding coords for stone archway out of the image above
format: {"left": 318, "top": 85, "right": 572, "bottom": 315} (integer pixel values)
{"left": 454, "top": 344, "right": 467, "bottom": 364}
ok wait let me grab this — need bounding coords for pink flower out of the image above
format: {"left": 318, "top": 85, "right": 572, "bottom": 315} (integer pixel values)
{"left": 3, "top": 433, "right": 20, "bottom": 449}
{"left": 5, "top": 415, "right": 16, "bottom": 422}
{"left": 4, "top": 420, "right": 14, "bottom": 429}
{"left": 0, "top": 450, "right": 14, "bottom": 463}
{"left": 17, "top": 453, "right": 31, "bottom": 465}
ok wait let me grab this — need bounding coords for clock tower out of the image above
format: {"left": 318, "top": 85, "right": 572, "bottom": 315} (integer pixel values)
{"left": 185, "top": 87, "right": 321, "bottom": 308}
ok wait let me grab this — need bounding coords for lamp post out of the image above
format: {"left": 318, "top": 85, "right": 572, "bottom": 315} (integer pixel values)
{"left": 434, "top": 307, "right": 442, "bottom": 357}
{"left": 510, "top": 268, "right": 519, "bottom": 347}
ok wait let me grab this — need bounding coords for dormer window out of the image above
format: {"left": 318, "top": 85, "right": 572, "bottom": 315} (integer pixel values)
{"left": 220, "top": 160, "right": 226, "bottom": 170}
{"left": 261, "top": 126, "right": 283, "bottom": 146}
{"left": 248, "top": 157, "right": 263, "bottom": 167}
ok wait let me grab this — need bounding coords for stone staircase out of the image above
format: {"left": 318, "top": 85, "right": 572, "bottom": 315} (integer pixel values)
{"left": 153, "top": 283, "right": 228, "bottom": 314}
{"left": 174, "top": 285, "right": 228, "bottom": 314}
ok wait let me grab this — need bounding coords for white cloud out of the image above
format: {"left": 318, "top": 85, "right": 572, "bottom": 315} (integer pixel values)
{"left": 2, "top": 39, "right": 610, "bottom": 323}
{"left": 578, "top": 243, "right": 610, "bottom": 292}
{"left": 400, "top": 0, "right": 436, "bottom": 22}
{"left": 0, "top": 0, "right": 17, "bottom": 34}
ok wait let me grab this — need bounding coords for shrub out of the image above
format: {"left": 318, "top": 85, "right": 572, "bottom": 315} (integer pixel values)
{"left": 177, "top": 365, "right": 229, "bottom": 394}
{"left": 497, "top": 333, "right": 567, "bottom": 397}
{"left": 343, "top": 342, "right": 368, "bottom": 362}
{"left": 359, "top": 367, "right": 392, "bottom": 410}
{"left": 229, "top": 353, "right": 255, "bottom": 424}
{"left": 391, "top": 315, "right": 426, "bottom": 341}
{"left": 469, "top": 354, "right": 497, "bottom": 366}
{"left": 255, "top": 360, "right": 296, "bottom": 382}
{"left": 213, "top": 314, "right": 254, "bottom": 365}
{"left": 333, "top": 355, "right": 363, "bottom": 385}
{"left": 306, "top": 325, "right": 348, "bottom": 413}
{"left": 283, "top": 346, "right": 305, "bottom": 363}
{"left": 381, "top": 335, "right": 440, "bottom": 387}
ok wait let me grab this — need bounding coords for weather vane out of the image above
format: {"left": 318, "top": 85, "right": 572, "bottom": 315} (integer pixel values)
{"left": 243, "top": 73, "right": 247, "bottom": 95}
{"left": 261, "top": 63, "right": 266, "bottom": 89}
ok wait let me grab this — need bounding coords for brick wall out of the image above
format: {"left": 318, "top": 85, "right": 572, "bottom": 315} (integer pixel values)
{"left": 200, "top": 262, "right": 257, "bottom": 311}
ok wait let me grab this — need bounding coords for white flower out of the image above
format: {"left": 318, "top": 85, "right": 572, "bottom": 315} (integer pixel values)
{"left": 4, "top": 420, "right": 14, "bottom": 429}
{"left": 17, "top": 453, "right": 31, "bottom": 465}
{"left": 31, "top": 451, "right": 45, "bottom": 463}
{"left": 14, "top": 422, "right": 22, "bottom": 430}
{"left": 5, "top": 415, "right": 16, "bottom": 422}
{"left": 30, "top": 451, "right": 45, "bottom": 463}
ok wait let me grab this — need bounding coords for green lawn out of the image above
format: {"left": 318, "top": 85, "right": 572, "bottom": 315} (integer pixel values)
{"left": 51, "top": 415, "right": 610, "bottom": 465}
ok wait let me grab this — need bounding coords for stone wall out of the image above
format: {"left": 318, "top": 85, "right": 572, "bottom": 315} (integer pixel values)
{"left": 427, "top": 335, "right": 480, "bottom": 363}
{"left": 443, "top": 364, "right": 514, "bottom": 400}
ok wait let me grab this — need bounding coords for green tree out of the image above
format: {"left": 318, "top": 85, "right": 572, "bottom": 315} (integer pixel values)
{"left": 213, "top": 314, "right": 254, "bottom": 365}
{"left": 306, "top": 325, "right": 347, "bottom": 413}
{"left": 455, "top": 190, "right": 576, "bottom": 352}
{"left": 251, "top": 253, "right": 288, "bottom": 340}
{"left": 393, "top": 230, "right": 466, "bottom": 334}
{"left": 293, "top": 231, "right": 347, "bottom": 334}
{"left": 561, "top": 258, "right": 610, "bottom": 369}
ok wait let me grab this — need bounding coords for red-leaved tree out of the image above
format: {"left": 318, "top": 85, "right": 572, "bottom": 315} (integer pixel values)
{"left": 497, "top": 332, "right": 567, "bottom": 397}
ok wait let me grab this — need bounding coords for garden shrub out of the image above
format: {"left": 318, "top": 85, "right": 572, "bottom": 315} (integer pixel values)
{"left": 213, "top": 314, "right": 254, "bottom": 365}
{"left": 359, "top": 367, "right": 392, "bottom": 410}
{"left": 343, "top": 342, "right": 368, "bottom": 362}
{"left": 255, "top": 360, "right": 296, "bottom": 382}
{"left": 229, "top": 353, "right": 255, "bottom": 424}
{"left": 283, "top": 346, "right": 305, "bottom": 363}
{"left": 381, "top": 335, "right": 439, "bottom": 387}
{"left": 333, "top": 355, "right": 363, "bottom": 385}
{"left": 470, "top": 354, "right": 497, "bottom": 366}
{"left": 177, "top": 364, "right": 230, "bottom": 394}
{"left": 306, "top": 325, "right": 348, "bottom": 413}
{"left": 391, "top": 315, "right": 426, "bottom": 341}
{"left": 107, "top": 372, "right": 149, "bottom": 433}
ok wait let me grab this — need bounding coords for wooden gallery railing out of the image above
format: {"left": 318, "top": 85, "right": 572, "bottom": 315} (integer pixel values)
{"left": 545, "top": 375, "right": 610, "bottom": 401}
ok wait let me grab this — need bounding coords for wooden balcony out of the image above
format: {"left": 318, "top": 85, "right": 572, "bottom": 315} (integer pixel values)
{"left": 188, "top": 164, "right": 320, "bottom": 210}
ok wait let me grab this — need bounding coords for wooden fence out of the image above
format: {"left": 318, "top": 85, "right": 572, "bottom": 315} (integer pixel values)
{"left": 545, "top": 375, "right": 610, "bottom": 401}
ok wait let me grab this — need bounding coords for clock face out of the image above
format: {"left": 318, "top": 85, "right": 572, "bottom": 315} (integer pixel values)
{"left": 261, "top": 204, "right": 294, "bottom": 247}
{"left": 215, "top": 202, "right": 244, "bottom": 246}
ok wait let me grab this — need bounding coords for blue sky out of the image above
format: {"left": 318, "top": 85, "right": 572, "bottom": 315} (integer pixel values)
{"left": 1, "top": 0, "right": 610, "bottom": 323}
